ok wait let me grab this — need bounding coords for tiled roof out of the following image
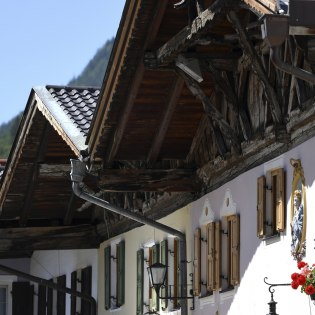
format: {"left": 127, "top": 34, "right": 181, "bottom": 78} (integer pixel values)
{"left": 46, "top": 85, "right": 100, "bottom": 137}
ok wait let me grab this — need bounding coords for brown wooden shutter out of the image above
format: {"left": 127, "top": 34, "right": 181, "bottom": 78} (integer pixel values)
{"left": 71, "top": 271, "right": 77, "bottom": 315}
{"left": 206, "top": 222, "right": 215, "bottom": 292}
{"left": 12, "top": 282, "right": 34, "bottom": 315}
{"left": 160, "top": 240, "right": 168, "bottom": 310}
{"left": 104, "top": 246, "right": 111, "bottom": 310}
{"left": 151, "top": 244, "right": 160, "bottom": 312}
{"left": 228, "top": 214, "right": 240, "bottom": 286}
{"left": 57, "top": 275, "right": 66, "bottom": 315}
{"left": 271, "top": 168, "right": 285, "bottom": 232}
{"left": 214, "top": 221, "right": 221, "bottom": 291}
{"left": 193, "top": 228, "right": 201, "bottom": 296}
{"left": 136, "top": 249, "right": 144, "bottom": 315}
{"left": 257, "top": 175, "right": 266, "bottom": 238}
{"left": 81, "top": 266, "right": 92, "bottom": 315}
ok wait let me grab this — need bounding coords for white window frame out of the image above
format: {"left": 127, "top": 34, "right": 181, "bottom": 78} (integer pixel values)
{"left": 0, "top": 275, "right": 17, "bottom": 315}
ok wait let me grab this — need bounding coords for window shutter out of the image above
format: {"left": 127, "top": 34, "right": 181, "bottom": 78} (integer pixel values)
{"left": 81, "top": 266, "right": 92, "bottom": 315}
{"left": 173, "top": 238, "right": 180, "bottom": 308}
{"left": 38, "top": 284, "right": 46, "bottom": 315}
{"left": 257, "top": 176, "right": 266, "bottom": 238}
{"left": 104, "top": 246, "right": 111, "bottom": 310}
{"left": 47, "top": 280, "right": 53, "bottom": 315}
{"left": 206, "top": 222, "right": 215, "bottom": 292}
{"left": 57, "top": 275, "right": 66, "bottom": 315}
{"left": 271, "top": 168, "right": 285, "bottom": 232}
{"left": 12, "top": 282, "right": 34, "bottom": 315}
{"left": 151, "top": 244, "right": 160, "bottom": 312}
{"left": 136, "top": 249, "right": 144, "bottom": 315}
{"left": 117, "top": 241, "right": 125, "bottom": 307}
{"left": 214, "top": 221, "right": 221, "bottom": 291}
{"left": 229, "top": 214, "right": 240, "bottom": 286}
{"left": 160, "top": 240, "right": 168, "bottom": 310}
{"left": 193, "top": 228, "right": 201, "bottom": 296}
{"left": 71, "top": 271, "right": 77, "bottom": 315}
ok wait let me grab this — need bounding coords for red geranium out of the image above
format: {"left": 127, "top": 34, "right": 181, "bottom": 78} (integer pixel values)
{"left": 291, "top": 261, "right": 315, "bottom": 297}
{"left": 291, "top": 273, "right": 300, "bottom": 281}
{"left": 291, "top": 280, "right": 300, "bottom": 289}
{"left": 298, "top": 261, "right": 308, "bottom": 270}
{"left": 298, "top": 274, "right": 306, "bottom": 285}
{"left": 305, "top": 285, "right": 315, "bottom": 295}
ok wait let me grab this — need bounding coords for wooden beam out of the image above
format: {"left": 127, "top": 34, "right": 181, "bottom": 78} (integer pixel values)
{"left": 105, "top": 63, "right": 145, "bottom": 165}
{"left": 241, "top": 0, "right": 277, "bottom": 16}
{"left": 104, "top": 2, "right": 169, "bottom": 165}
{"left": 178, "top": 69, "right": 242, "bottom": 154}
{"left": 147, "top": 77, "right": 184, "bottom": 163}
{"left": 155, "top": 6, "right": 220, "bottom": 66}
{"left": 227, "top": 11, "right": 283, "bottom": 126}
{"left": 0, "top": 225, "right": 101, "bottom": 252}
{"left": 206, "top": 60, "right": 252, "bottom": 140}
{"left": 38, "top": 163, "right": 70, "bottom": 177}
{"left": 20, "top": 121, "right": 50, "bottom": 227}
{"left": 98, "top": 168, "right": 202, "bottom": 192}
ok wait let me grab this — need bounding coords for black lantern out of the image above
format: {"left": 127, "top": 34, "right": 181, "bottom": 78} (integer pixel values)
{"left": 147, "top": 262, "right": 167, "bottom": 295}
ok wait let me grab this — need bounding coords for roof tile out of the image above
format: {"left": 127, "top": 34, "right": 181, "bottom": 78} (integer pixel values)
{"left": 46, "top": 85, "right": 100, "bottom": 137}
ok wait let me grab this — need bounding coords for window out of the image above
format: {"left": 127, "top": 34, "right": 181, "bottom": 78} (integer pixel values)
{"left": 138, "top": 238, "right": 180, "bottom": 314}
{"left": 194, "top": 214, "right": 240, "bottom": 296}
{"left": 104, "top": 240, "right": 125, "bottom": 310}
{"left": 0, "top": 286, "right": 7, "bottom": 315}
{"left": 257, "top": 168, "right": 285, "bottom": 238}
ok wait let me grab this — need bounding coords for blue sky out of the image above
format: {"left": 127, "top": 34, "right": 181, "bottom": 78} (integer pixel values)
{"left": 0, "top": 1, "right": 125, "bottom": 125}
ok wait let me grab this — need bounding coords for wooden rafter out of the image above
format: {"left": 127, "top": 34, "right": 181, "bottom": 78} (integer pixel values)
{"left": 105, "top": 63, "right": 145, "bottom": 165}
{"left": 19, "top": 121, "right": 50, "bottom": 227}
{"left": 0, "top": 225, "right": 101, "bottom": 252}
{"left": 227, "top": 11, "right": 283, "bottom": 126}
{"left": 147, "top": 77, "right": 184, "bottom": 163}
{"left": 178, "top": 69, "right": 242, "bottom": 154}
{"left": 206, "top": 60, "right": 252, "bottom": 140}
{"left": 98, "top": 168, "right": 202, "bottom": 192}
{"left": 105, "top": 2, "right": 170, "bottom": 165}
{"left": 155, "top": 5, "right": 221, "bottom": 66}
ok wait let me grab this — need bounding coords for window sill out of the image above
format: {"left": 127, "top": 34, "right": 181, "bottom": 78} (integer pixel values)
{"left": 199, "top": 293, "right": 215, "bottom": 308}
{"left": 219, "top": 286, "right": 236, "bottom": 302}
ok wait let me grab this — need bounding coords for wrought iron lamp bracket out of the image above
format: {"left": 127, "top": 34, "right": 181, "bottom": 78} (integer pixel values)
{"left": 264, "top": 277, "right": 291, "bottom": 315}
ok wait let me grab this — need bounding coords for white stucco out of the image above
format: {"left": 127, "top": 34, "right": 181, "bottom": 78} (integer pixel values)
{"left": 30, "top": 249, "right": 97, "bottom": 315}
{"left": 98, "top": 134, "right": 315, "bottom": 315}
{"left": 189, "top": 135, "right": 315, "bottom": 315}
{"left": 98, "top": 206, "right": 192, "bottom": 315}
{"left": 25, "top": 134, "right": 315, "bottom": 315}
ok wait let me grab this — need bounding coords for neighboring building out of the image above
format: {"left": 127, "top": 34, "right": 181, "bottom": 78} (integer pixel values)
{"left": 1, "top": 0, "right": 315, "bottom": 315}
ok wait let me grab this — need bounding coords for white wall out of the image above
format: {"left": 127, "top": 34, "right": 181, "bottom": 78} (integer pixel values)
{"left": 98, "top": 206, "right": 192, "bottom": 315}
{"left": 190, "top": 135, "right": 315, "bottom": 315}
{"left": 30, "top": 249, "right": 97, "bottom": 315}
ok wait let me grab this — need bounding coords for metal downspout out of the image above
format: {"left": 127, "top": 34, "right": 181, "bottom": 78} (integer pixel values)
{"left": 70, "top": 159, "right": 189, "bottom": 315}
{"left": 0, "top": 264, "right": 97, "bottom": 315}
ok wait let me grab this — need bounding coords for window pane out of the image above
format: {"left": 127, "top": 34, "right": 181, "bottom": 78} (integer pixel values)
{"left": 0, "top": 287, "right": 7, "bottom": 315}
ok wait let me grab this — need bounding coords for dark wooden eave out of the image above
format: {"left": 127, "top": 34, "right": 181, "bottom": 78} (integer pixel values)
{"left": 85, "top": 0, "right": 315, "bottom": 242}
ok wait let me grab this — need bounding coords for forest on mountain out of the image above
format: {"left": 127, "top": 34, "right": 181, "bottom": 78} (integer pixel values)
{"left": 0, "top": 38, "right": 114, "bottom": 158}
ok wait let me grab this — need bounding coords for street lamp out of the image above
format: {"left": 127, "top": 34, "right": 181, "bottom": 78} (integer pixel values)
{"left": 147, "top": 262, "right": 167, "bottom": 296}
